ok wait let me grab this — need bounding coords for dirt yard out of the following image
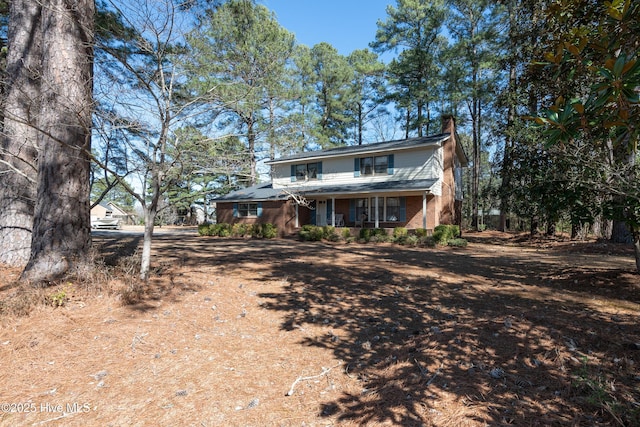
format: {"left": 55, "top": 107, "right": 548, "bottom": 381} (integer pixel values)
{"left": 0, "top": 229, "right": 638, "bottom": 426}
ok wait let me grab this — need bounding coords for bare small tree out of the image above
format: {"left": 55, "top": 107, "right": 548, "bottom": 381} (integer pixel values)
{"left": 94, "top": 0, "right": 232, "bottom": 280}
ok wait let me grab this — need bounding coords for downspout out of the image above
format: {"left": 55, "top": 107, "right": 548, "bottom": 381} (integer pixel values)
{"left": 331, "top": 197, "right": 336, "bottom": 226}
{"left": 423, "top": 191, "right": 428, "bottom": 229}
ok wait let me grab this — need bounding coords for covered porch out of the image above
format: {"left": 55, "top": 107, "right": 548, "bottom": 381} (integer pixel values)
{"left": 294, "top": 180, "right": 440, "bottom": 231}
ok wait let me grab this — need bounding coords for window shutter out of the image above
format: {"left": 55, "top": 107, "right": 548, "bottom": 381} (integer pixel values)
{"left": 233, "top": 203, "right": 239, "bottom": 218}
{"left": 349, "top": 199, "right": 356, "bottom": 222}
{"left": 257, "top": 202, "right": 263, "bottom": 217}
{"left": 291, "top": 165, "right": 296, "bottom": 182}
{"left": 327, "top": 199, "right": 333, "bottom": 222}
{"left": 399, "top": 197, "right": 406, "bottom": 222}
{"left": 387, "top": 154, "right": 395, "bottom": 175}
{"left": 354, "top": 158, "right": 360, "bottom": 177}
{"left": 317, "top": 162, "right": 323, "bottom": 180}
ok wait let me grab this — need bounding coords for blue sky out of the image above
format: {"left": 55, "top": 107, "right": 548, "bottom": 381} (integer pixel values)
{"left": 261, "top": 0, "right": 394, "bottom": 56}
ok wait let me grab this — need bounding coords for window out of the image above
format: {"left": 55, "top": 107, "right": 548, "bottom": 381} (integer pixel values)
{"left": 356, "top": 155, "right": 393, "bottom": 176}
{"left": 355, "top": 198, "right": 368, "bottom": 222}
{"left": 374, "top": 156, "right": 388, "bottom": 174}
{"left": 386, "top": 197, "right": 400, "bottom": 221}
{"left": 351, "top": 197, "right": 405, "bottom": 223}
{"left": 238, "top": 202, "right": 258, "bottom": 217}
{"left": 293, "top": 162, "right": 321, "bottom": 181}
{"left": 307, "top": 162, "right": 318, "bottom": 179}
{"left": 295, "top": 164, "right": 307, "bottom": 181}
{"left": 359, "top": 157, "right": 373, "bottom": 175}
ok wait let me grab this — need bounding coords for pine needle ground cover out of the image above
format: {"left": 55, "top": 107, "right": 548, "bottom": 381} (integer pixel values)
{"left": 0, "top": 230, "right": 638, "bottom": 426}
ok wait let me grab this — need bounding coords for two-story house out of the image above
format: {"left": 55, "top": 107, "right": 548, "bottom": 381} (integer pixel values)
{"left": 214, "top": 116, "right": 467, "bottom": 236}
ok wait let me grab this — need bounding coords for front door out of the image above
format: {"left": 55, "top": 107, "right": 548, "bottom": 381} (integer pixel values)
{"left": 316, "top": 200, "right": 327, "bottom": 226}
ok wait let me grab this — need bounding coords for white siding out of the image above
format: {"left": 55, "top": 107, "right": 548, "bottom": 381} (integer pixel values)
{"left": 271, "top": 145, "right": 442, "bottom": 190}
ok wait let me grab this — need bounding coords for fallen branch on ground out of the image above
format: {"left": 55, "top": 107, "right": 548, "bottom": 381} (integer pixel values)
{"left": 427, "top": 363, "right": 443, "bottom": 386}
{"left": 286, "top": 361, "right": 342, "bottom": 396}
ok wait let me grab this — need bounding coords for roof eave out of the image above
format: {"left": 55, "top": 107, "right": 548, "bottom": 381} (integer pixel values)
{"left": 265, "top": 135, "right": 448, "bottom": 166}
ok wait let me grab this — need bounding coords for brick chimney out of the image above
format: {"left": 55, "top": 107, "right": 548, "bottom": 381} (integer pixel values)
{"left": 441, "top": 114, "right": 455, "bottom": 135}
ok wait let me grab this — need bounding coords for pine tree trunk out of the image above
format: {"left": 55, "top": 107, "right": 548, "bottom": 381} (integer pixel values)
{"left": 611, "top": 220, "right": 632, "bottom": 243}
{"left": 633, "top": 230, "right": 640, "bottom": 274}
{"left": 21, "top": 0, "right": 95, "bottom": 283}
{"left": 0, "top": 0, "right": 42, "bottom": 266}
{"left": 499, "top": 16, "right": 517, "bottom": 233}
{"left": 248, "top": 117, "right": 257, "bottom": 186}
{"left": 471, "top": 97, "right": 480, "bottom": 231}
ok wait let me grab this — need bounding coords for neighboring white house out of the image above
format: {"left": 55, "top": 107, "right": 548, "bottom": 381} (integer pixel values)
{"left": 214, "top": 116, "right": 468, "bottom": 236}
{"left": 90, "top": 202, "right": 131, "bottom": 228}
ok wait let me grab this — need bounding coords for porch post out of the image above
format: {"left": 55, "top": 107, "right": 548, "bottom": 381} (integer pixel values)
{"left": 375, "top": 196, "right": 380, "bottom": 228}
{"left": 331, "top": 197, "right": 336, "bottom": 227}
{"left": 423, "top": 192, "right": 427, "bottom": 229}
{"left": 295, "top": 203, "right": 299, "bottom": 228}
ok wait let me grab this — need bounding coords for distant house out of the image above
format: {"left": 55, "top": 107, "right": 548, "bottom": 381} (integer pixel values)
{"left": 90, "top": 202, "right": 133, "bottom": 228}
{"left": 214, "top": 116, "right": 468, "bottom": 236}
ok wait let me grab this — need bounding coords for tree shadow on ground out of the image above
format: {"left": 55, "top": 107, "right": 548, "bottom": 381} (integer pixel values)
{"left": 98, "top": 232, "right": 640, "bottom": 424}
{"left": 92, "top": 232, "right": 202, "bottom": 312}
{"left": 245, "top": 241, "right": 639, "bottom": 426}
{"left": 93, "top": 232, "right": 142, "bottom": 266}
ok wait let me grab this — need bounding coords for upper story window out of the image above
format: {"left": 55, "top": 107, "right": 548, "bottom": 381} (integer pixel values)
{"left": 360, "top": 157, "right": 373, "bottom": 175}
{"left": 354, "top": 154, "right": 394, "bottom": 177}
{"left": 291, "top": 162, "right": 322, "bottom": 182}
{"left": 374, "top": 156, "right": 388, "bottom": 174}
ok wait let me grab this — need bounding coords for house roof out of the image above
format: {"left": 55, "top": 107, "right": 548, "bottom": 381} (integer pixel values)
{"left": 265, "top": 133, "right": 450, "bottom": 165}
{"left": 106, "top": 202, "right": 129, "bottom": 216}
{"left": 92, "top": 202, "right": 112, "bottom": 212}
{"left": 299, "top": 179, "right": 438, "bottom": 196}
{"left": 214, "top": 179, "right": 438, "bottom": 202}
{"left": 213, "top": 183, "right": 289, "bottom": 202}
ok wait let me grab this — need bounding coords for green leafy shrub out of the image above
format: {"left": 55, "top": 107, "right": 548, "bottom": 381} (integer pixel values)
{"left": 393, "top": 227, "right": 408, "bottom": 244}
{"left": 414, "top": 228, "right": 428, "bottom": 237}
{"left": 250, "top": 223, "right": 263, "bottom": 238}
{"left": 432, "top": 224, "right": 460, "bottom": 244}
{"left": 371, "top": 228, "right": 392, "bottom": 243}
{"left": 216, "top": 223, "right": 232, "bottom": 237}
{"left": 341, "top": 228, "right": 352, "bottom": 239}
{"left": 393, "top": 227, "right": 408, "bottom": 238}
{"left": 420, "top": 236, "right": 436, "bottom": 247}
{"left": 261, "top": 223, "right": 278, "bottom": 239}
{"left": 198, "top": 223, "right": 212, "bottom": 236}
{"left": 48, "top": 289, "right": 68, "bottom": 307}
{"left": 325, "top": 232, "right": 340, "bottom": 242}
{"left": 372, "top": 228, "right": 388, "bottom": 237}
{"left": 299, "top": 225, "right": 324, "bottom": 241}
{"left": 370, "top": 233, "right": 391, "bottom": 243}
{"left": 359, "top": 228, "right": 372, "bottom": 242}
{"left": 232, "top": 223, "right": 251, "bottom": 237}
{"left": 447, "top": 238, "right": 468, "bottom": 247}
{"left": 322, "top": 226, "right": 336, "bottom": 239}
{"left": 404, "top": 235, "right": 420, "bottom": 246}
{"left": 360, "top": 228, "right": 388, "bottom": 243}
